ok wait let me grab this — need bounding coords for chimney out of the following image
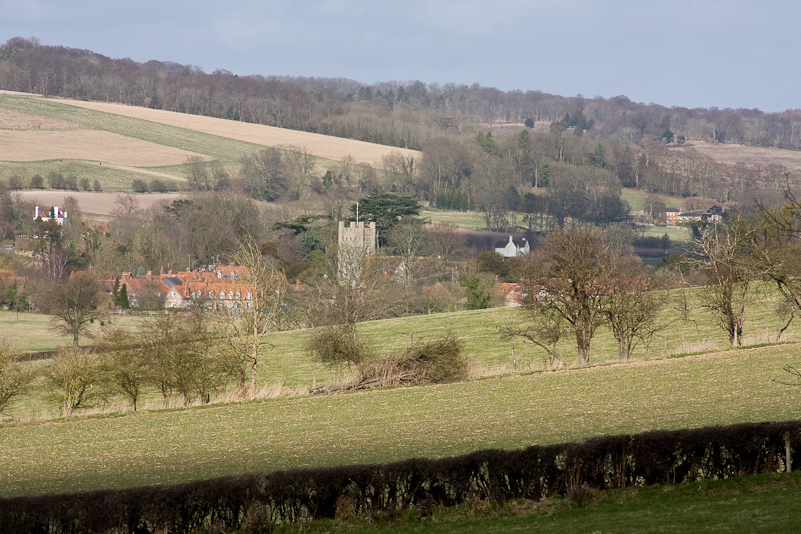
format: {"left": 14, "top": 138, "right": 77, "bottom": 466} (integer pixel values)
{"left": 35, "top": 206, "right": 39, "bottom": 218}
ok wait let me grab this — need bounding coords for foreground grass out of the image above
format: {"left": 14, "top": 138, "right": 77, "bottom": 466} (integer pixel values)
{"left": 1, "top": 343, "right": 799, "bottom": 498}
{"left": 270, "top": 471, "right": 801, "bottom": 533}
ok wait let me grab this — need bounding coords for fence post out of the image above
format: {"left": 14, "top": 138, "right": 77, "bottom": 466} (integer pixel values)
{"left": 785, "top": 432, "right": 792, "bottom": 473}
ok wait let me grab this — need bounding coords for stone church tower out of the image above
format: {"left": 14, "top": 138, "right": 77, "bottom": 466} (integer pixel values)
{"left": 338, "top": 220, "right": 377, "bottom": 254}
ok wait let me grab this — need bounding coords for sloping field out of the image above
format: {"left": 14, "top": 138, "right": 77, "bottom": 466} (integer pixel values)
{"left": 0, "top": 129, "right": 211, "bottom": 166}
{"left": 0, "top": 108, "right": 78, "bottom": 130}
{"left": 1, "top": 343, "right": 799, "bottom": 497}
{"left": 48, "top": 97, "right": 420, "bottom": 166}
{"left": 673, "top": 140, "right": 801, "bottom": 169}
{"left": 16, "top": 191, "right": 181, "bottom": 219}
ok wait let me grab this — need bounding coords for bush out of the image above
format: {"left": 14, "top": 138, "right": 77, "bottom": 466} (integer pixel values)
{"left": 7, "top": 175, "right": 23, "bottom": 190}
{"left": 306, "top": 323, "right": 371, "bottom": 370}
{"left": 360, "top": 333, "right": 468, "bottom": 387}
{"left": 131, "top": 179, "right": 149, "bottom": 193}
{"left": 30, "top": 174, "right": 44, "bottom": 189}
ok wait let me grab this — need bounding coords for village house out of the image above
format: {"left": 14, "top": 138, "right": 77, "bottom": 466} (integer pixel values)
{"left": 34, "top": 205, "right": 68, "bottom": 225}
{"left": 494, "top": 236, "right": 529, "bottom": 258}
{"left": 665, "top": 207, "right": 680, "bottom": 226}
{"left": 106, "top": 265, "right": 257, "bottom": 310}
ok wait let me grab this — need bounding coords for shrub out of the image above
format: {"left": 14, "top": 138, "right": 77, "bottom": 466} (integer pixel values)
{"left": 7, "top": 175, "right": 23, "bottom": 190}
{"left": 30, "top": 174, "right": 44, "bottom": 189}
{"left": 306, "top": 323, "right": 371, "bottom": 370}
{"left": 131, "top": 179, "right": 149, "bottom": 193}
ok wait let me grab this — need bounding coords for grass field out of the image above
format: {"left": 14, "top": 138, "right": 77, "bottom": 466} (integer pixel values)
{"left": 423, "top": 209, "right": 487, "bottom": 230}
{"left": 2, "top": 281, "right": 798, "bottom": 415}
{"left": 270, "top": 471, "right": 801, "bottom": 533}
{"left": 1, "top": 341, "right": 799, "bottom": 497}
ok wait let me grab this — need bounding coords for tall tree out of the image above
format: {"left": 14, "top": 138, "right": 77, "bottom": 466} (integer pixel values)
{"left": 215, "top": 237, "right": 285, "bottom": 396}
{"left": 692, "top": 215, "right": 756, "bottom": 346}
{"left": 351, "top": 193, "right": 421, "bottom": 245}
{"left": 517, "top": 227, "right": 619, "bottom": 365}
{"left": 48, "top": 272, "right": 103, "bottom": 346}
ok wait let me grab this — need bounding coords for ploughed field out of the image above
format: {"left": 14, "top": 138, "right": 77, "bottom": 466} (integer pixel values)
{"left": 0, "top": 93, "right": 416, "bottom": 190}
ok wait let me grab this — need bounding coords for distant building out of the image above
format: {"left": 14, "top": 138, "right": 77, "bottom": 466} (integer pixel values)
{"left": 665, "top": 207, "right": 680, "bottom": 226}
{"left": 494, "top": 236, "right": 529, "bottom": 258}
{"left": 338, "top": 220, "right": 377, "bottom": 254}
{"left": 34, "top": 205, "right": 68, "bottom": 225}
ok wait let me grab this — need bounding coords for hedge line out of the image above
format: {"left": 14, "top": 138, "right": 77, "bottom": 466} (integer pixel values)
{"left": 1, "top": 421, "right": 798, "bottom": 533}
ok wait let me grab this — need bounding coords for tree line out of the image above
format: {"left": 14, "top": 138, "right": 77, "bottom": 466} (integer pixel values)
{"left": 2, "top": 37, "right": 801, "bottom": 152}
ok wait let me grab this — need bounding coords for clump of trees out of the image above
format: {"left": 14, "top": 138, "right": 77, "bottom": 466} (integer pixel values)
{"left": 307, "top": 327, "right": 468, "bottom": 391}
{"left": 505, "top": 227, "right": 666, "bottom": 365}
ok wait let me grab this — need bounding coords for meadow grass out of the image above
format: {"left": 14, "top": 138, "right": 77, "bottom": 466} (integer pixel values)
{"left": 422, "top": 209, "right": 487, "bottom": 230}
{"left": 1, "top": 282, "right": 798, "bottom": 393}
{"left": 270, "top": 471, "right": 801, "bottom": 533}
{"left": 1, "top": 341, "right": 800, "bottom": 497}
{"left": 0, "top": 310, "right": 140, "bottom": 354}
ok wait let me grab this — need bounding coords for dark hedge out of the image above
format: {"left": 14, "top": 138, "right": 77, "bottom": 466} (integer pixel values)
{"left": 1, "top": 421, "right": 798, "bottom": 533}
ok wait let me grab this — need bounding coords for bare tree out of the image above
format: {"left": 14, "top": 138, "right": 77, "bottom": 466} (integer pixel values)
{"left": 517, "top": 227, "right": 618, "bottom": 365}
{"left": 46, "top": 347, "right": 100, "bottom": 416}
{"left": 48, "top": 272, "right": 104, "bottom": 346}
{"left": 139, "top": 311, "right": 223, "bottom": 406}
{"left": 602, "top": 257, "right": 666, "bottom": 360}
{"left": 95, "top": 326, "right": 147, "bottom": 411}
{"left": 215, "top": 237, "right": 285, "bottom": 397}
{"left": 0, "top": 339, "right": 32, "bottom": 413}
{"left": 692, "top": 215, "right": 756, "bottom": 346}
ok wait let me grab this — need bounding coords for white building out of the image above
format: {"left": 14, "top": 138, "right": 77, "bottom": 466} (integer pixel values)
{"left": 34, "top": 205, "right": 68, "bottom": 225}
{"left": 494, "top": 236, "right": 529, "bottom": 258}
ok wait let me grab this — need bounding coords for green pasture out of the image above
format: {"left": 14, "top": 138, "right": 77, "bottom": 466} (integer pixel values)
{"left": 272, "top": 472, "right": 801, "bottom": 533}
{"left": 0, "top": 310, "right": 139, "bottom": 354}
{"left": 1, "top": 341, "right": 799, "bottom": 497}
{"left": 423, "top": 209, "right": 487, "bottom": 230}
{"left": 621, "top": 188, "right": 686, "bottom": 213}
{"left": 1, "top": 281, "right": 799, "bottom": 418}
{"left": 0, "top": 96, "right": 336, "bottom": 190}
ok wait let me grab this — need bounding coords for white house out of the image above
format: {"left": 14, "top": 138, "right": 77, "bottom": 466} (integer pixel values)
{"left": 34, "top": 205, "right": 68, "bottom": 225}
{"left": 494, "top": 236, "right": 529, "bottom": 258}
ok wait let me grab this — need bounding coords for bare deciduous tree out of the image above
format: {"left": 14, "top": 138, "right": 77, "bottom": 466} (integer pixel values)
{"left": 517, "top": 227, "right": 619, "bottom": 365}
{"left": 215, "top": 237, "right": 285, "bottom": 397}
{"left": 48, "top": 272, "right": 104, "bottom": 346}
{"left": 95, "top": 326, "right": 147, "bottom": 411}
{"left": 692, "top": 215, "right": 756, "bottom": 346}
{"left": 0, "top": 339, "right": 32, "bottom": 413}
{"left": 46, "top": 347, "right": 100, "bottom": 416}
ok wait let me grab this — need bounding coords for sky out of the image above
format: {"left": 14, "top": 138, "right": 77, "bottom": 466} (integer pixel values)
{"left": 2, "top": 0, "right": 799, "bottom": 112}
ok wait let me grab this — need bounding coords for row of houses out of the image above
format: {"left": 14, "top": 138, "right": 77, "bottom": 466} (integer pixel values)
{"left": 102, "top": 266, "right": 260, "bottom": 309}
{"left": 664, "top": 206, "right": 723, "bottom": 226}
